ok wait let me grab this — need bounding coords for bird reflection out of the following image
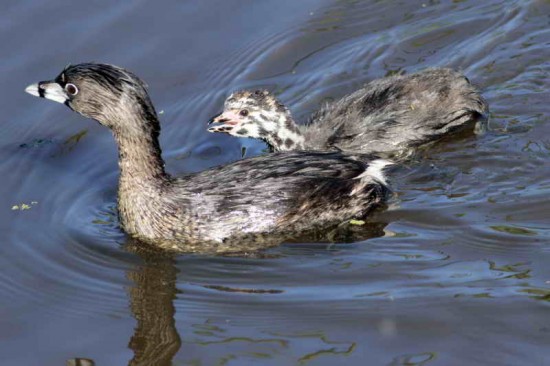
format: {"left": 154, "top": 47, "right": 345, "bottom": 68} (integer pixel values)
{"left": 119, "top": 218, "right": 387, "bottom": 365}
{"left": 124, "top": 239, "right": 182, "bottom": 366}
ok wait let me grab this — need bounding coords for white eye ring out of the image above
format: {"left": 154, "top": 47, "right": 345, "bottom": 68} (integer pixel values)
{"left": 65, "top": 83, "right": 78, "bottom": 96}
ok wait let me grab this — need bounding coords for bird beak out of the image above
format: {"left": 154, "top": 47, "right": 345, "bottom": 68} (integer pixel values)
{"left": 207, "top": 111, "right": 240, "bottom": 133}
{"left": 207, "top": 112, "right": 224, "bottom": 125}
{"left": 25, "top": 81, "right": 68, "bottom": 104}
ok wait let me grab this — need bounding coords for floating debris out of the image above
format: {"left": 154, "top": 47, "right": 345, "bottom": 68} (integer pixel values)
{"left": 11, "top": 201, "right": 38, "bottom": 211}
{"left": 64, "top": 129, "right": 88, "bottom": 149}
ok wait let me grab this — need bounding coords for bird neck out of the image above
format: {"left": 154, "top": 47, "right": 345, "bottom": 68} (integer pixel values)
{"left": 262, "top": 113, "right": 306, "bottom": 152}
{"left": 111, "top": 113, "right": 170, "bottom": 239}
{"left": 112, "top": 114, "right": 168, "bottom": 184}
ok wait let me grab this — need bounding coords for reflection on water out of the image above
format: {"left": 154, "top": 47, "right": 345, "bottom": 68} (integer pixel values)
{"left": 88, "top": 235, "right": 395, "bottom": 366}
{"left": 67, "top": 240, "right": 181, "bottom": 366}
{"left": 125, "top": 241, "right": 181, "bottom": 366}
{"left": 1, "top": 0, "right": 550, "bottom": 364}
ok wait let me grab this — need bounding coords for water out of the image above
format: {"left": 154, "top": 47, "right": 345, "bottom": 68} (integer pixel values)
{"left": 1, "top": 0, "right": 549, "bottom": 364}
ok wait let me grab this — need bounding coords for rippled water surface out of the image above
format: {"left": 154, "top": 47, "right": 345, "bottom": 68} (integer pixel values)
{"left": 1, "top": 0, "right": 549, "bottom": 365}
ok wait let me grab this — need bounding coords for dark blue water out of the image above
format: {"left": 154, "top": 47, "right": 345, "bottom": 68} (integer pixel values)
{"left": 1, "top": 0, "right": 549, "bottom": 365}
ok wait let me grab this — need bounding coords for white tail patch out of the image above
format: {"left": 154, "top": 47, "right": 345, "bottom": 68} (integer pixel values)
{"left": 350, "top": 159, "right": 392, "bottom": 196}
{"left": 362, "top": 159, "right": 392, "bottom": 185}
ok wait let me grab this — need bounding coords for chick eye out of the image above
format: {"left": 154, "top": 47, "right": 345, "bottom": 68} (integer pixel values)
{"left": 65, "top": 83, "right": 78, "bottom": 96}
{"left": 239, "top": 109, "right": 249, "bottom": 117}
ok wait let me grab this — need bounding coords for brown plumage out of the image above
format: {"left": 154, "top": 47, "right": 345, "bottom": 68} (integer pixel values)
{"left": 209, "top": 68, "right": 488, "bottom": 158}
{"left": 25, "top": 63, "right": 392, "bottom": 253}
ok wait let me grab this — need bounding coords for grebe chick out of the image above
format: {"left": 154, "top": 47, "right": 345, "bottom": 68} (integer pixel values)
{"left": 209, "top": 68, "right": 488, "bottom": 157}
{"left": 25, "top": 63, "right": 392, "bottom": 253}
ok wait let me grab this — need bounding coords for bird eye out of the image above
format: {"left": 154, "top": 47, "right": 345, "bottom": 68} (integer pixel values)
{"left": 65, "top": 83, "right": 78, "bottom": 96}
{"left": 239, "top": 109, "right": 249, "bottom": 117}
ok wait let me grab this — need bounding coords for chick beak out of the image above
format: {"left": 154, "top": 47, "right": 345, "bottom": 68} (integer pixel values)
{"left": 207, "top": 112, "right": 224, "bottom": 125}
{"left": 207, "top": 111, "right": 240, "bottom": 133}
{"left": 25, "top": 81, "right": 68, "bottom": 104}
